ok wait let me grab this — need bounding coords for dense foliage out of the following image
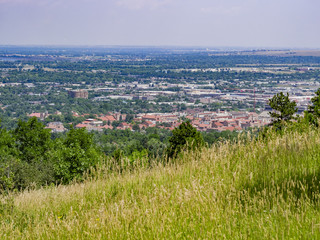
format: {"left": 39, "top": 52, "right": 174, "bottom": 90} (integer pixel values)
{"left": 0, "top": 118, "right": 102, "bottom": 191}
{"left": 0, "top": 116, "right": 240, "bottom": 191}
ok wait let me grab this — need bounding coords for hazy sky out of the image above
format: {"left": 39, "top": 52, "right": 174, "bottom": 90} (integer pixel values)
{"left": 0, "top": 0, "right": 319, "bottom": 48}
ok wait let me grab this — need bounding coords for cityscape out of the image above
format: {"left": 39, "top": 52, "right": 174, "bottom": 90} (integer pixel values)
{"left": 1, "top": 47, "right": 319, "bottom": 133}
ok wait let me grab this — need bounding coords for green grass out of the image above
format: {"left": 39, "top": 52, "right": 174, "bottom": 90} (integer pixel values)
{"left": 2, "top": 128, "right": 320, "bottom": 239}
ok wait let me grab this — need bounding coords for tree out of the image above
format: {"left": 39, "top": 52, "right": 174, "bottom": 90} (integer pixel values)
{"left": 306, "top": 88, "right": 320, "bottom": 126}
{"left": 13, "top": 117, "right": 52, "bottom": 163}
{"left": 0, "top": 122, "right": 17, "bottom": 191}
{"left": 268, "top": 92, "right": 297, "bottom": 127}
{"left": 125, "top": 114, "right": 134, "bottom": 123}
{"left": 167, "top": 121, "right": 204, "bottom": 159}
{"left": 147, "top": 138, "right": 166, "bottom": 158}
{"left": 10, "top": 118, "right": 55, "bottom": 189}
{"left": 132, "top": 124, "right": 140, "bottom": 132}
{"left": 112, "top": 121, "right": 121, "bottom": 129}
{"left": 52, "top": 126, "right": 101, "bottom": 183}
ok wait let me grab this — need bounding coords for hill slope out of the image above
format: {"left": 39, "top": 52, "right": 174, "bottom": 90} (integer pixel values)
{"left": 2, "top": 129, "right": 320, "bottom": 239}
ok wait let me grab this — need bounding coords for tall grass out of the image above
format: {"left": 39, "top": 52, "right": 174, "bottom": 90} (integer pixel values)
{"left": 1, "top": 127, "right": 320, "bottom": 239}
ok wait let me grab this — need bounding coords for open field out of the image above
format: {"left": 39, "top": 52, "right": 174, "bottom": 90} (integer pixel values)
{"left": 2, "top": 128, "right": 320, "bottom": 239}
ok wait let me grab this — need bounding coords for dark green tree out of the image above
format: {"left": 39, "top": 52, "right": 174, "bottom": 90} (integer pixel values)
{"left": 13, "top": 117, "right": 52, "bottom": 163}
{"left": 132, "top": 124, "right": 140, "bottom": 132}
{"left": 0, "top": 123, "right": 17, "bottom": 191}
{"left": 112, "top": 121, "right": 121, "bottom": 129}
{"left": 125, "top": 114, "right": 134, "bottom": 123}
{"left": 268, "top": 92, "right": 298, "bottom": 127}
{"left": 167, "top": 121, "right": 204, "bottom": 159}
{"left": 306, "top": 88, "right": 320, "bottom": 126}
{"left": 52, "top": 126, "right": 101, "bottom": 183}
{"left": 11, "top": 118, "right": 55, "bottom": 189}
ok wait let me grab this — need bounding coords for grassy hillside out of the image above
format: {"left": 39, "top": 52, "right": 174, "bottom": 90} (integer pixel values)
{"left": 2, "top": 128, "right": 320, "bottom": 239}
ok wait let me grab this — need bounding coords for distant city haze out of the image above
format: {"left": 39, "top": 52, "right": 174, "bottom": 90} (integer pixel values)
{"left": 0, "top": 0, "right": 319, "bottom": 48}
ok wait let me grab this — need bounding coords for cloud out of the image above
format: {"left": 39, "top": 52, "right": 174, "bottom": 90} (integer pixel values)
{"left": 116, "top": 0, "right": 173, "bottom": 10}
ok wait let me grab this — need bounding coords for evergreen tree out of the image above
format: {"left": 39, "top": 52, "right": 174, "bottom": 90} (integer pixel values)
{"left": 306, "top": 88, "right": 320, "bottom": 126}
{"left": 268, "top": 92, "right": 297, "bottom": 128}
{"left": 167, "top": 121, "right": 204, "bottom": 159}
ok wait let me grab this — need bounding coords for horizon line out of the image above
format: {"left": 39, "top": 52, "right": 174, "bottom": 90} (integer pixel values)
{"left": 1, "top": 44, "right": 320, "bottom": 51}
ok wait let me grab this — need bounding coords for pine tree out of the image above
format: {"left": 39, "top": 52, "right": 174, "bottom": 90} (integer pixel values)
{"left": 167, "top": 121, "right": 204, "bottom": 158}
{"left": 268, "top": 92, "right": 298, "bottom": 127}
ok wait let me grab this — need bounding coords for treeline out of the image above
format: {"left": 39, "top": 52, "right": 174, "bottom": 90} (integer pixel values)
{"left": 93, "top": 127, "right": 238, "bottom": 158}
{"left": 0, "top": 117, "right": 238, "bottom": 192}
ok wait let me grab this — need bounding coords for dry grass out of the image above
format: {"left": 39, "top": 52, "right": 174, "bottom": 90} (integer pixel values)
{"left": 2, "top": 128, "right": 320, "bottom": 239}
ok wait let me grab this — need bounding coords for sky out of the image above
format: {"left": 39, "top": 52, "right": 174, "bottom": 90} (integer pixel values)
{"left": 0, "top": 0, "right": 319, "bottom": 48}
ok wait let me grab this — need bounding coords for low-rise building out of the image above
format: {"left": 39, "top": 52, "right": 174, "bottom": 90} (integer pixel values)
{"left": 45, "top": 122, "right": 66, "bottom": 133}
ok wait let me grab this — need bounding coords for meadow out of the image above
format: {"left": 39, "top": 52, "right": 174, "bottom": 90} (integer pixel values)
{"left": 1, "top": 127, "right": 320, "bottom": 239}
